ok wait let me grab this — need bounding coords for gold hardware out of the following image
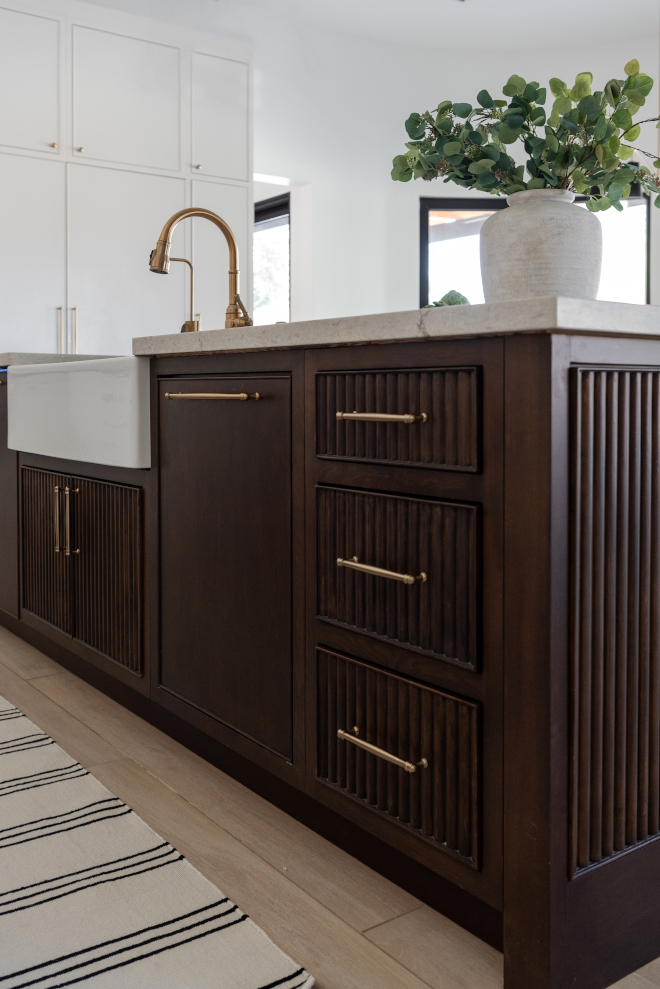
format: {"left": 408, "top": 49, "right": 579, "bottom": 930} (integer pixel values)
{"left": 149, "top": 208, "right": 253, "bottom": 328}
{"left": 57, "top": 307, "right": 64, "bottom": 354}
{"left": 336, "top": 556, "right": 427, "bottom": 586}
{"left": 337, "top": 727, "right": 428, "bottom": 774}
{"left": 54, "top": 486, "right": 60, "bottom": 553}
{"left": 336, "top": 411, "right": 428, "bottom": 424}
{"left": 50, "top": 142, "right": 58, "bottom": 149}
{"left": 194, "top": 164, "right": 202, "bottom": 170}
{"left": 76, "top": 147, "right": 84, "bottom": 152}
{"left": 165, "top": 392, "right": 260, "bottom": 401}
{"left": 64, "top": 487, "right": 79, "bottom": 557}
{"left": 170, "top": 257, "right": 199, "bottom": 332}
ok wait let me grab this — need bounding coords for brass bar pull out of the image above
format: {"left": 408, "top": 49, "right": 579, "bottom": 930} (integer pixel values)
{"left": 165, "top": 392, "right": 260, "bottom": 401}
{"left": 54, "top": 486, "right": 60, "bottom": 553}
{"left": 338, "top": 727, "right": 428, "bottom": 774}
{"left": 57, "top": 307, "right": 64, "bottom": 354}
{"left": 336, "top": 411, "right": 427, "bottom": 424}
{"left": 337, "top": 556, "right": 426, "bottom": 586}
{"left": 64, "top": 487, "right": 80, "bottom": 557}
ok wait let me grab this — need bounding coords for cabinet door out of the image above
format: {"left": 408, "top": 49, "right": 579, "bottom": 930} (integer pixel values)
{"left": 191, "top": 53, "right": 249, "bottom": 180}
{"left": 22, "top": 467, "right": 72, "bottom": 634}
{"left": 191, "top": 180, "right": 251, "bottom": 331}
{"left": 67, "top": 164, "right": 186, "bottom": 354}
{"left": 0, "top": 377, "right": 18, "bottom": 618}
{"left": 159, "top": 375, "right": 292, "bottom": 758}
{"left": 0, "top": 156, "right": 66, "bottom": 353}
{"left": 74, "top": 477, "right": 142, "bottom": 674}
{"left": 0, "top": 7, "right": 59, "bottom": 154}
{"left": 72, "top": 26, "right": 180, "bottom": 171}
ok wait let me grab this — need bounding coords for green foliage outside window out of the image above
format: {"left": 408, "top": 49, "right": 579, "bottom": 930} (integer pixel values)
{"left": 392, "top": 60, "right": 660, "bottom": 212}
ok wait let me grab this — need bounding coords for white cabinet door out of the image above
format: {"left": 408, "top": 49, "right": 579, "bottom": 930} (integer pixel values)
{"left": 0, "top": 155, "right": 66, "bottom": 353}
{"left": 191, "top": 54, "right": 249, "bottom": 180}
{"left": 0, "top": 8, "right": 59, "bottom": 154}
{"left": 191, "top": 181, "right": 250, "bottom": 331}
{"left": 72, "top": 26, "right": 180, "bottom": 171}
{"left": 67, "top": 165, "right": 186, "bottom": 354}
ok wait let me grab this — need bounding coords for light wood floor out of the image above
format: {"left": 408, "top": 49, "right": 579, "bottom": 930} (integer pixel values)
{"left": 0, "top": 624, "right": 659, "bottom": 989}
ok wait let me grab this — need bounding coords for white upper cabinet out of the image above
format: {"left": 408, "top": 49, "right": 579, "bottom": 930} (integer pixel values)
{"left": 191, "top": 180, "right": 250, "bottom": 330}
{"left": 67, "top": 165, "right": 186, "bottom": 354}
{"left": 0, "top": 155, "right": 66, "bottom": 353}
{"left": 191, "top": 53, "right": 249, "bottom": 180}
{"left": 0, "top": 7, "right": 59, "bottom": 154}
{"left": 72, "top": 26, "right": 180, "bottom": 171}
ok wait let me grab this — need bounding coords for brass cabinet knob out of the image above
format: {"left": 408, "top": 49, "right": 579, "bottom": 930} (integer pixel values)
{"left": 194, "top": 164, "right": 202, "bottom": 169}
{"left": 50, "top": 142, "right": 58, "bottom": 149}
{"left": 76, "top": 147, "right": 84, "bottom": 152}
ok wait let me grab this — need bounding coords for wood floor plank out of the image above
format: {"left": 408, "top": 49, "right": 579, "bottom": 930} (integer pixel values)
{"left": 364, "top": 904, "right": 503, "bottom": 989}
{"left": 0, "top": 624, "right": 64, "bottom": 679}
{"left": 32, "top": 670, "right": 421, "bottom": 931}
{"left": 636, "top": 960, "right": 660, "bottom": 987}
{"left": 0, "top": 660, "right": 121, "bottom": 768}
{"left": 611, "top": 975, "right": 659, "bottom": 989}
{"left": 92, "top": 758, "right": 431, "bottom": 989}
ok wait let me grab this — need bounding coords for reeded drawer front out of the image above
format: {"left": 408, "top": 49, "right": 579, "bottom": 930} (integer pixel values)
{"left": 317, "top": 486, "right": 479, "bottom": 669}
{"left": 316, "top": 367, "right": 479, "bottom": 471}
{"left": 317, "top": 649, "right": 480, "bottom": 868}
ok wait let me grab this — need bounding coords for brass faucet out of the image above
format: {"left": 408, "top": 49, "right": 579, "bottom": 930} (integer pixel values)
{"left": 149, "top": 208, "right": 253, "bottom": 329}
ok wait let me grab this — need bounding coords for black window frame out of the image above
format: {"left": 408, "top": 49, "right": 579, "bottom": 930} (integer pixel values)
{"left": 254, "top": 192, "right": 290, "bottom": 225}
{"left": 420, "top": 189, "right": 651, "bottom": 308}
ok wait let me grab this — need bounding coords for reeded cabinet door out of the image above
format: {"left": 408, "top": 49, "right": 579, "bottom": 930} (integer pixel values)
{"left": 159, "top": 375, "right": 293, "bottom": 758}
{"left": 22, "top": 467, "right": 72, "bottom": 634}
{"left": 73, "top": 477, "right": 142, "bottom": 674}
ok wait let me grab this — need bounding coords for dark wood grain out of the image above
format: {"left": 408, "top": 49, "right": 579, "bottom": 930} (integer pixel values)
{"left": 21, "top": 467, "right": 73, "bottom": 634}
{"left": 0, "top": 375, "right": 18, "bottom": 617}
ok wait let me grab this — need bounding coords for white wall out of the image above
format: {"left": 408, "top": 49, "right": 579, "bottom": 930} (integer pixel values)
{"left": 81, "top": 0, "right": 660, "bottom": 317}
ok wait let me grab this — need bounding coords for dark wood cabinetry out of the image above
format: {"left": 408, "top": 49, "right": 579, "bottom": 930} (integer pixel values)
{"left": 0, "top": 374, "right": 18, "bottom": 618}
{"left": 21, "top": 467, "right": 142, "bottom": 676}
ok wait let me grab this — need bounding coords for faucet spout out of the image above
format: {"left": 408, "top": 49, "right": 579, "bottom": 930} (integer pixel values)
{"left": 149, "top": 208, "right": 253, "bottom": 329}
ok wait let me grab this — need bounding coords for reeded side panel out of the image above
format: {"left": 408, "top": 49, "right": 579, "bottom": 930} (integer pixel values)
{"left": 317, "top": 486, "right": 479, "bottom": 668}
{"left": 316, "top": 367, "right": 479, "bottom": 471}
{"left": 571, "top": 367, "right": 660, "bottom": 876}
{"left": 22, "top": 467, "right": 72, "bottom": 634}
{"left": 317, "top": 648, "right": 481, "bottom": 868}
{"left": 74, "top": 478, "right": 142, "bottom": 674}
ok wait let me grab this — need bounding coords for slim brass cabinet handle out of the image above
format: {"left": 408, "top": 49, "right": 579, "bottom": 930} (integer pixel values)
{"left": 165, "top": 392, "right": 260, "bottom": 401}
{"left": 64, "top": 487, "right": 80, "bottom": 557}
{"left": 53, "top": 486, "right": 60, "bottom": 553}
{"left": 337, "top": 556, "right": 427, "bottom": 586}
{"left": 336, "top": 411, "right": 427, "bottom": 423}
{"left": 337, "top": 727, "right": 428, "bottom": 774}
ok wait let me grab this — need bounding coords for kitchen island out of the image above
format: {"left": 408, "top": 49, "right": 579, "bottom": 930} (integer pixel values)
{"left": 3, "top": 298, "right": 660, "bottom": 989}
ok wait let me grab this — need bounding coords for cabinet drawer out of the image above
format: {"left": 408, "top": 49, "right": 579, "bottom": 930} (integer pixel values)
{"left": 317, "top": 649, "right": 480, "bottom": 868}
{"left": 316, "top": 367, "right": 479, "bottom": 471}
{"left": 317, "top": 486, "right": 479, "bottom": 669}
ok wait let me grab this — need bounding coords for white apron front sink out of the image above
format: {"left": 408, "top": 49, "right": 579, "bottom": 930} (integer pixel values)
{"left": 7, "top": 356, "right": 150, "bottom": 468}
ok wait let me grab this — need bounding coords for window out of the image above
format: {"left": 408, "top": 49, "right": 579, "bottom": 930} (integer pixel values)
{"left": 253, "top": 193, "right": 290, "bottom": 324}
{"left": 420, "top": 190, "right": 650, "bottom": 308}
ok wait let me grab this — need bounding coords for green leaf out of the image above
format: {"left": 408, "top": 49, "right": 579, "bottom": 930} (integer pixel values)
{"left": 405, "top": 113, "right": 426, "bottom": 140}
{"left": 593, "top": 114, "right": 608, "bottom": 142}
{"left": 625, "top": 124, "right": 640, "bottom": 141}
{"left": 655, "top": 194, "right": 660, "bottom": 208}
{"left": 442, "top": 141, "right": 462, "bottom": 156}
{"left": 548, "top": 109, "right": 560, "bottom": 128}
{"left": 604, "top": 80, "right": 622, "bottom": 106}
{"left": 505, "top": 112, "right": 526, "bottom": 129}
{"left": 502, "top": 74, "right": 526, "bottom": 97}
{"left": 576, "top": 71, "right": 593, "bottom": 87}
{"left": 504, "top": 183, "right": 527, "bottom": 194}
{"left": 625, "top": 90, "right": 645, "bottom": 108}
{"left": 631, "top": 73, "right": 653, "bottom": 96}
{"left": 531, "top": 106, "right": 546, "bottom": 125}
{"left": 446, "top": 154, "right": 466, "bottom": 165}
{"left": 452, "top": 102, "right": 472, "bottom": 118}
{"left": 549, "top": 77, "right": 567, "bottom": 97}
{"left": 608, "top": 182, "right": 624, "bottom": 200}
{"left": 624, "top": 59, "right": 640, "bottom": 77}
{"left": 527, "top": 177, "right": 546, "bottom": 189}
{"left": 493, "top": 100, "right": 508, "bottom": 107}
{"left": 482, "top": 145, "right": 501, "bottom": 161}
{"left": 523, "top": 83, "right": 539, "bottom": 101}
{"left": 477, "top": 172, "right": 497, "bottom": 188}
{"left": 497, "top": 123, "right": 522, "bottom": 144}
{"left": 468, "top": 159, "right": 495, "bottom": 175}
{"left": 536, "top": 88, "right": 547, "bottom": 105}
{"left": 612, "top": 107, "right": 632, "bottom": 129}
{"left": 467, "top": 130, "right": 483, "bottom": 146}
{"left": 654, "top": 159, "right": 660, "bottom": 168}
{"left": 571, "top": 80, "right": 591, "bottom": 101}
{"left": 577, "top": 95, "right": 602, "bottom": 120}
{"left": 554, "top": 96, "right": 573, "bottom": 114}
{"left": 609, "top": 135, "right": 621, "bottom": 152}
{"left": 618, "top": 145, "right": 635, "bottom": 160}
{"left": 612, "top": 200, "right": 624, "bottom": 211}
{"left": 599, "top": 196, "right": 612, "bottom": 210}
{"left": 586, "top": 199, "right": 600, "bottom": 211}
{"left": 544, "top": 127, "right": 559, "bottom": 151}
{"left": 477, "top": 89, "right": 493, "bottom": 109}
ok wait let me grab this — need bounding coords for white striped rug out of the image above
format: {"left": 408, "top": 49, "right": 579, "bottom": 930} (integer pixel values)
{"left": 0, "top": 696, "right": 314, "bottom": 989}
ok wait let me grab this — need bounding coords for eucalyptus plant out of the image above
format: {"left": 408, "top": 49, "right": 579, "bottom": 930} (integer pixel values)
{"left": 392, "top": 60, "right": 660, "bottom": 211}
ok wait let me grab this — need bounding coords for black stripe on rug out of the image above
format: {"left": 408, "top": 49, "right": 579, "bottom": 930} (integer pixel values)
{"left": 0, "top": 767, "right": 88, "bottom": 798}
{"left": 0, "top": 807, "right": 132, "bottom": 849}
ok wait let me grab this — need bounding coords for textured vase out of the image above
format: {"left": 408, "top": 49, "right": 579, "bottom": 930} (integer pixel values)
{"left": 479, "top": 188, "right": 602, "bottom": 303}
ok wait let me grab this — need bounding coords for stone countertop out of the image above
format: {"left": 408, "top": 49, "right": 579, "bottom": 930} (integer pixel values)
{"left": 132, "top": 296, "right": 660, "bottom": 358}
{"left": 0, "top": 353, "right": 115, "bottom": 367}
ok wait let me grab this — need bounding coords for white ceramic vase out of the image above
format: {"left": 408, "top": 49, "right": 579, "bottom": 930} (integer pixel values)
{"left": 479, "top": 188, "right": 602, "bottom": 303}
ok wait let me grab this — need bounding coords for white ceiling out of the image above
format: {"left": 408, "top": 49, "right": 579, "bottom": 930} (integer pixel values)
{"left": 291, "top": 0, "right": 659, "bottom": 52}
